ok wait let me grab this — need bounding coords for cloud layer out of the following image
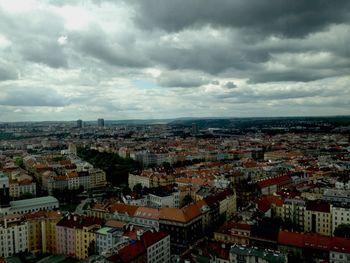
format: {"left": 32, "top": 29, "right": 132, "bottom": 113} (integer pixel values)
{"left": 0, "top": 0, "right": 349, "bottom": 121}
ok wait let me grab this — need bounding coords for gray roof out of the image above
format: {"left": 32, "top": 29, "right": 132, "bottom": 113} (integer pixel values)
{"left": 230, "top": 245, "right": 286, "bottom": 263}
{"left": 10, "top": 196, "right": 59, "bottom": 209}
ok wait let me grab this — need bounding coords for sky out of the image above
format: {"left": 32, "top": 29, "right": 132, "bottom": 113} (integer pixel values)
{"left": 0, "top": 0, "right": 349, "bottom": 122}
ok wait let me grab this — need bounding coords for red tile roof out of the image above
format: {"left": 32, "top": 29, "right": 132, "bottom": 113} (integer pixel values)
{"left": 159, "top": 202, "right": 201, "bottom": 223}
{"left": 306, "top": 201, "right": 330, "bottom": 213}
{"left": 278, "top": 231, "right": 350, "bottom": 253}
{"left": 109, "top": 203, "right": 139, "bottom": 216}
{"left": 141, "top": 230, "right": 168, "bottom": 248}
{"left": 107, "top": 241, "right": 146, "bottom": 263}
{"left": 257, "top": 175, "right": 291, "bottom": 189}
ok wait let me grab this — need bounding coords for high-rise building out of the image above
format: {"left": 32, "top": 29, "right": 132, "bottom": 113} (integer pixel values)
{"left": 76, "top": 120, "right": 83, "bottom": 128}
{"left": 97, "top": 118, "right": 104, "bottom": 127}
{"left": 192, "top": 123, "right": 198, "bottom": 135}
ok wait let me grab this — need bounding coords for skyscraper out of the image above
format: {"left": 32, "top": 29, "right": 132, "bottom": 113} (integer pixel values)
{"left": 97, "top": 118, "right": 105, "bottom": 127}
{"left": 191, "top": 123, "right": 198, "bottom": 135}
{"left": 77, "top": 119, "right": 83, "bottom": 128}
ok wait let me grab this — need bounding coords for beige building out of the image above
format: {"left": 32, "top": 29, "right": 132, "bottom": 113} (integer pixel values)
{"left": 214, "top": 222, "right": 251, "bottom": 245}
{"left": 304, "top": 201, "right": 332, "bottom": 236}
{"left": 331, "top": 206, "right": 350, "bottom": 235}
{"left": 128, "top": 172, "right": 175, "bottom": 189}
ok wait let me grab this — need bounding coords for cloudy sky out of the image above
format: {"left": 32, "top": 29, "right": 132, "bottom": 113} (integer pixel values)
{"left": 0, "top": 0, "right": 349, "bottom": 121}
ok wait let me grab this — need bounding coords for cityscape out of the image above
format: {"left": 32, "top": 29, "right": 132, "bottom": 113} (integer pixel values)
{"left": 1, "top": 1, "right": 350, "bottom": 263}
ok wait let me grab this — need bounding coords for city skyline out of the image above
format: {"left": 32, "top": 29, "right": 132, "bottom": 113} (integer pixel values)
{"left": 0, "top": 0, "right": 350, "bottom": 121}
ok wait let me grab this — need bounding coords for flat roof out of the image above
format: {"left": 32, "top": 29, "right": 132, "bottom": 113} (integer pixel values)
{"left": 10, "top": 196, "right": 58, "bottom": 209}
{"left": 96, "top": 226, "right": 120, "bottom": 235}
{"left": 96, "top": 227, "right": 113, "bottom": 235}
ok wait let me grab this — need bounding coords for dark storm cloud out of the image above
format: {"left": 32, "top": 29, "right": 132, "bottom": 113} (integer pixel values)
{"left": 157, "top": 71, "right": 210, "bottom": 87}
{"left": 0, "top": 62, "right": 17, "bottom": 81}
{"left": 224, "top": 82, "right": 237, "bottom": 89}
{"left": 69, "top": 26, "right": 149, "bottom": 68}
{"left": 133, "top": 0, "right": 350, "bottom": 37}
{"left": 0, "top": 86, "right": 68, "bottom": 107}
{"left": 147, "top": 41, "right": 252, "bottom": 74}
{"left": 0, "top": 6, "right": 68, "bottom": 68}
{"left": 21, "top": 41, "right": 68, "bottom": 68}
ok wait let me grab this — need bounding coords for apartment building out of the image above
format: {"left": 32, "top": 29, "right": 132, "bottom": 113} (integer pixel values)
{"left": 159, "top": 203, "right": 202, "bottom": 254}
{"left": 25, "top": 210, "right": 62, "bottom": 254}
{"left": 56, "top": 215, "right": 104, "bottom": 260}
{"left": 304, "top": 201, "right": 332, "bottom": 236}
{"left": 0, "top": 214, "right": 28, "bottom": 258}
{"left": 214, "top": 222, "right": 251, "bottom": 245}
{"left": 331, "top": 205, "right": 350, "bottom": 235}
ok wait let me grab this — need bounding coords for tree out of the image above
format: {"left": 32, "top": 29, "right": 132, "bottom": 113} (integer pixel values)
{"left": 15, "top": 157, "right": 24, "bottom": 168}
{"left": 133, "top": 183, "right": 142, "bottom": 194}
{"left": 88, "top": 240, "right": 96, "bottom": 256}
{"left": 334, "top": 224, "right": 350, "bottom": 238}
{"left": 122, "top": 186, "right": 131, "bottom": 196}
{"left": 181, "top": 194, "right": 194, "bottom": 207}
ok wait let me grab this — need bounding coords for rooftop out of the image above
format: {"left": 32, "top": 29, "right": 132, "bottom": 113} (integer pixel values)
{"left": 10, "top": 196, "right": 58, "bottom": 209}
{"left": 230, "top": 245, "right": 286, "bottom": 263}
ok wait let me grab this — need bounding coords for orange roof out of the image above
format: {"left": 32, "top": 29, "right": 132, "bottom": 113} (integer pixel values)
{"left": 109, "top": 203, "right": 138, "bottom": 216}
{"left": 25, "top": 210, "right": 62, "bottom": 220}
{"left": 67, "top": 171, "right": 78, "bottom": 178}
{"left": 105, "top": 220, "right": 127, "bottom": 229}
{"left": 257, "top": 175, "right": 291, "bottom": 189}
{"left": 135, "top": 207, "right": 159, "bottom": 220}
{"left": 159, "top": 202, "right": 201, "bottom": 223}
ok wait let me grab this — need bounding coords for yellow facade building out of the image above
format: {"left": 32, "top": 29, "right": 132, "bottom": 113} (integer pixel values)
{"left": 75, "top": 222, "right": 101, "bottom": 260}
{"left": 25, "top": 211, "right": 62, "bottom": 254}
{"left": 304, "top": 201, "right": 332, "bottom": 236}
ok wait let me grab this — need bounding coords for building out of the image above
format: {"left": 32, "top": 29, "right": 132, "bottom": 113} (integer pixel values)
{"left": 9, "top": 177, "right": 37, "bottom": 198}
{"left": 159, "top": 203, "right": 202, "bottom": 254}
{"left": 214, "top": 222, "right": 251, "bottom": 245}
{"left": 278, "top": 230, "right": 350, "bottom": 262}
{"left": 191, "top": 123, "right": 198, "bottom": 135}
{"left": 89, "top": 168, "right": 107, "bottom": 188}
{"left": 133, "top": 207, "right": 160, "bottom": 230}
{"left": 25, "top": 210, "right": 62, "bottom": 254}
{"left": 96, "top": 227, "right": 124, "bottom": 255}
{"left": 0, "top": 214, "right": 28, "bottom": 258}
{"left": 331, "top": 205, "right": 350, "bottom": 235}
{"left": 230, "top": 244, "right": 287, "bottom": 263}
{"left": 281, "top": 198, "right": 306, "bottom": 231}
{"left": 6, "top": 196, "right": 59, "bottom": 215}
{"left": 75, "top": 218, "right": 102, "bottom": 260}
{"left": 304, "top": 201, "right": 332, "bottom": 236}
{"left": 147, "top": 191, "right": 180, "bottom": 208}
{"left": 323, "top": 188, "right": 350, "bottom": 204}
{"left": 105, "top": 230, "right": 170, "bottom": 263}
{"left": 128, "top": 172, "right": 175, "bottom": 189}
{"left": 97, "top": 118, "right": 105, "bottom": 127}
{"left": 106, "top": 239, "right": 146, "bottom": 263}
{"left": 141, "top": 230, "right": 170, "bottom": 263}
{"left": 56, "top": 215, "right": 104, "bottom": 260}
{"left": 257, "top": 175, "right": 292, "bottom": 195}
{"left": 77, "top": 119, "right": 83, "bottom": 128}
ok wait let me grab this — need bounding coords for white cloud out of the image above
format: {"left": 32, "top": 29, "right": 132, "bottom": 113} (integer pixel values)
{"left": 0, "top": 0, "right": 348, "bottom": 121}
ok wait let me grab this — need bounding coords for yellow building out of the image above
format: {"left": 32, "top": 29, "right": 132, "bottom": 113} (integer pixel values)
{"left": 75, "top": 220, "right": 102, "bottom": 260}
{"left": 25, "top": 211, "right": 62, "bottom": 254}
{"left": 304, "top": 201, "right": 332, "bottom": 236}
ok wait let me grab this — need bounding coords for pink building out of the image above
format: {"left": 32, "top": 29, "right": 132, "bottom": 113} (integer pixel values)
{"left": 56, "top": 215, "right": 80, "bottom": 257}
